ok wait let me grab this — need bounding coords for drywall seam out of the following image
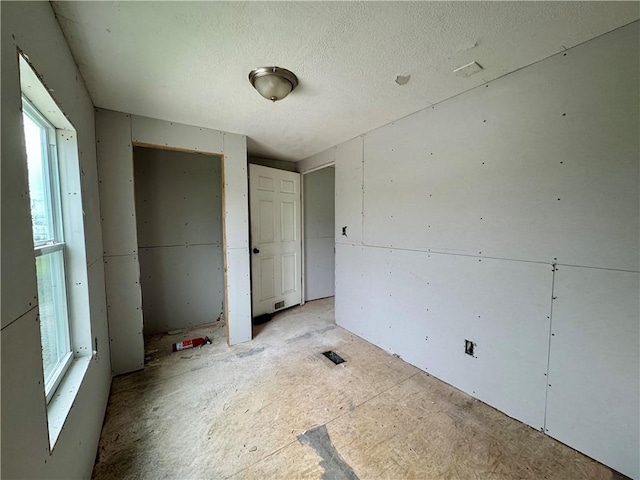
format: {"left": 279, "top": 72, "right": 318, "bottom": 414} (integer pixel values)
{"left": 301, "top": 172, "right": 306, "bottom": 304}
{"left": 103, "top": 253, "right": 138, "bottom": 258}
{"left": 542, "top": 264, "right": 557, "bottom": 432}
{"left": 0, "top": 305, "right": 38, "bottom": 333}
{"left": 554, "top": 263, "right": 639, "bottom": 274}
{"left": 358, "top": 243, "right": 552, "bottom": 267}
{"left": 87, "top": 256, "right": 104, "bottom": 269}
{"left": 360, "top": 246, "right": 640, "bottom": 273}
{"left": 361, "top": 136, "right": 365, "bottom": 246}
{"left": 103, "top": 254, "right": 144, "bottom": 374}
{"left": 96, "top": 110, "right": 137, "bottom": 257}
{"left": 137, "top": 242, "right": 223, "bottom": 249}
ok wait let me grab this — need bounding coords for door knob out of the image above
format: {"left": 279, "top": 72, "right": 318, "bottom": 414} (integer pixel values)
{"left": 253, "top": 248, "right": 260, "bottom": 254}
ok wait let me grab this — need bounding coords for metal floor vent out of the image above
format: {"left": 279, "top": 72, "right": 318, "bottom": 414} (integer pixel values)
{"left": 322, "top": 351, "right": 345, "bottom": 365}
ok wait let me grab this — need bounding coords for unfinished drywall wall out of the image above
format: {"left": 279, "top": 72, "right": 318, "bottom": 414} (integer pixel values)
{"left": 1, "top": 2, "right": 111, "bottom": 478}
{"left": 545, "top": 266, "right": 638, "bottom": 477}
{"left": 97, "top": 111, "right": 251, "bottom": 375}
{"left": 303, "top": 22, "right": 640, "bottom": 479}
{"left": 303, "top": 166, "right": 335, "bottom": 301}
{"left": 134, "top": 147, "right": 224, "bottom": 334}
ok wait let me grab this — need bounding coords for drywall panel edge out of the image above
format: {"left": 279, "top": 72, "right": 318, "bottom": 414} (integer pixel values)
{"left": 96, "top": 109, "right": 138, "bottom": 256}
{"left": 0, "top": 308, "right": 49, "bottom": 479}
{"left": 87, "top": 259, "right": 110, "bottom": 368}
{"left": 103, "top": 254, "right": 144, "bottom": 375}
{"left": 546, "top": 266, "right": 640, "bottom": 479}
{"left": 225, "top": 247, "right": 252, "bottom": 345}
{"left": 1, "top": 31, "right": 39, "bottom": 328}
{"left": 222, "top": 133, "right": 251, "bottom": 344}
{"left": 131, "top": 115, "right": 224, "bottom": 154}
{"left": 77, "top": 114, "right": 104, "bottom": 268}
{"left": 45, "top": 356, "right": 111, "bottom": 479}
{"left": 222, "top": 133, "right": 250, "bottom": 250}
{"left": 45, "top": 291, "right": 111, "bottom": 478}
{"left": 138, "top": 245, "right": 224, "bottom": 334}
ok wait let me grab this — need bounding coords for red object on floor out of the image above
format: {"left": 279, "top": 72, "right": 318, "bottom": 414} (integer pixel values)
{"left": 172, "top": 336, "right": 211, "bottom": 352}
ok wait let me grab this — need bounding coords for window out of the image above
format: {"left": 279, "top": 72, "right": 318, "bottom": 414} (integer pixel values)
{"left": 22, "top": 97, "right": 73, "bottom": 402}
{"left": 19, "top": 53, "right": 92, "bottom": 447}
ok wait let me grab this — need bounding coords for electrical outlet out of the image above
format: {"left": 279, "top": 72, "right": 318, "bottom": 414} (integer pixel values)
{"left": 465, "top": 340, "right": 475, "bottom": 356}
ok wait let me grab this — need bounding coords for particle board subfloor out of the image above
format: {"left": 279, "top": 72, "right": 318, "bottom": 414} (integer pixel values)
{"left": 93, "top": 298, "right": 621, "bottom": 479}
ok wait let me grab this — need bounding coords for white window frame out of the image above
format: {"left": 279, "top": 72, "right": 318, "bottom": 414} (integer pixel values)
{"left": 22, "top": 97, "right": 74, "bottom": 403}
{"left": 20, "top": 52, "right": 95, "bottom": 449}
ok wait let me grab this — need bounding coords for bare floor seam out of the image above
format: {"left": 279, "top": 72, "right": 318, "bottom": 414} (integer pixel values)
{"left": 224, "top": 371, "right": 420, "bottom": 479}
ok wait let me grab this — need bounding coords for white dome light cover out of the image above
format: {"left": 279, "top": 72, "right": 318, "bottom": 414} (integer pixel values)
{"left": 249, "top": 67, "right": 298, "bottom": 102}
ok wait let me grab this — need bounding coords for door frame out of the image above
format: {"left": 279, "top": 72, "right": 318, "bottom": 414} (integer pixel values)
{"left": 133, "top": 143, "right": 234, "bottom": 343}
{"left": 300, "top": 161, "right": 335, "bottom": 303}
{"left": 131, "top": 143, "right": 226, "bottom": 339}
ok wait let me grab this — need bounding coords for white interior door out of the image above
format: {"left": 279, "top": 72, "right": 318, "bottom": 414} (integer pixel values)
{"left": 249, "top": 164, "right": 302, "bottom": 317}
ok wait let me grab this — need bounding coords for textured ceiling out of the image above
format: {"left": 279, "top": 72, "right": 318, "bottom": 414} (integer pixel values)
{"left": 51, "top": 2, "right": 639, "bottom": 162}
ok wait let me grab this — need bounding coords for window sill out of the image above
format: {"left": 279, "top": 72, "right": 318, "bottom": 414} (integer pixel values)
{"left": 47, "top": 355, "right": 91, "bottom": 449}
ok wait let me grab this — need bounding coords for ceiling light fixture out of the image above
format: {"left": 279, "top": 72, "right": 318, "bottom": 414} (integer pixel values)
{"left": 248, "top": 66, "right": 298, "bottom": 102}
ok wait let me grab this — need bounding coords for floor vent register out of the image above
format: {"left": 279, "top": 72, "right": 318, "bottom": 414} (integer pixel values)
{"left": 322, "top": 351, "right": 346, "bottom": 365}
